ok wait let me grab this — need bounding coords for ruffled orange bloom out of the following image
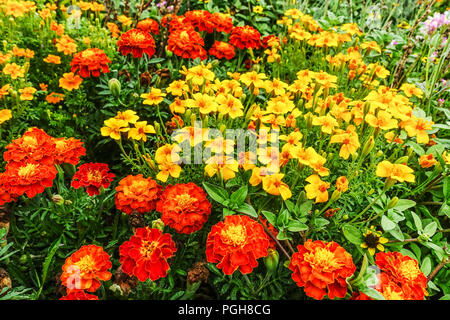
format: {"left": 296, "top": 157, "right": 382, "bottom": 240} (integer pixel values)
{"left": 206, "top": 215, "right": 270, "bottom": 275}
{"left": 119, "top": 227, "right": 177, "bottom": 281}
{"left": 50, "top": 21, "right": 65, "bottom": 36}
{"left": 208, "top": 41, "right": 235, "bottom": 60}
{"left": 0, "top": 109, "right": 12, "bottom": 125}
{"left": 137, "top": 18, "right": 160, "bottom": 34}
{"left": 117, "top": 28, "right": 156, "bottom": 58}
{"left": 184, "top": 10, "right": 215, "bottom": 33}
{"left": 115, "top": 174, "right": 162, "bottom": 214}
{"left": 19, "top": 87, "right": 36, "bottom": 101}
{"left": 55, "top": 35, "right": 78, "bottom": 55}
{"left": 60, "top": 290, "right": 98, "bottom": 300}
{"left": 46, "top": 92, "right": 64, "bottom": 104}
{"left": 3, "top": 63, "right": 25, "bottom": 79}
{"left": 71, "top": 163, "right": 115, "bottom": 196}
{"left": 161, "top": 14, "right": 185, "bottom": 32}
{"left": 61, "top": 245, "right": 112, "bottom": 292}
{"left": 53, "top": 137, "right": 86, "bottom": 165}
{"left": 289, "top": 240, "right": 356, "bottom": 300}
{"left": 43, "top": 54, "right": 61, "bottom": 64}
{"left": 2, "top": 161, "right": 57, "bottom": 199}
{"left": 156, "top": 183, "right": 212, "bottom": 234}
{"left": 229, "top": 25, "right": 262, "bottom": 50}
{"left": 210, "top": 12, "right": 233, "bottom": 33}
{"left": 167, "top": 27, "right": 207, "bottom": 60}
{"left": 59, "top": 72, "right": 83, "bottom": 91}
{"left": 0, "top": 173, "right": 18, "bottom": 205}
{"left": 3, "top": 128, "right": 56, "bottom": 165}
{"left": 375, "top": 251, "right": 427, "bottom": 300}
{"left": 11, "top": 46, "right": 34, "bottom": 58}
{"left": 71, "top": 48, "right": 111, "bottom": 78}
{"left": 39, "top": 83, "right": 48, "bottom": 91}
{"left": 335, "top": 176, "right": 348, "bottom": 192}
{"left": 107, "top": 22, "right": 120, "bottom": 38}
{"left": 419, "top": 154, "right": 437, "bottom": 168}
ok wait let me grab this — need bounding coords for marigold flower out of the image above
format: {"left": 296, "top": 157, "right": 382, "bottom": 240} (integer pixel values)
{"left": 115, "top": 110, "right": 139, "bottom": 124}
{"left": 376, "top": 160, "right": 415, "bottom": 183}
{"left": 262, "top": 173, "right": 292, "bottom": 200}
{"left": 184, "top": 10, "right": 215, "bottom": 33}
{"left": 330, "top": 126, "right": 360, "bottom": 160}
{"left": 0, "top": 109, "right": 12, "bottom": 125}
{"left": 167, "top": 27, "right": 207, "bottom": 60}
{"left": 229, "top": 25, "right": 262, "bottom": 50}
{"left": 127, "top": 121, "right": 156, "bottom": 142}
{"left": 335, "top": 176, "right": 349, "bottom": 192}
{"left": 100, "top": 118, "right": 129, "bottom": 140}
{"left": 208, "top": 41, "right": 236, "bottom": 60}
{"left": 53, "top": 137, "right": 86, "bottom": 165}
{"left": 156, "top": 183, "right": 211, "bottom": 234}
{"left": 206, "top": 215, "right": 270, "bottom": 275}
{"left": 289, "top": 240, "right": 356, "bottom": 300}
{"left": 137, "top": 18, "right": 160, "bottom": 34}
{"left": 3, "top": 63, "right": 25, "bottom": 79}
{"left": 119, "top": 227, "right": 177, "bottom": 281}
{"left": 60, "top": 290, "right": 99, "bottom": 300}
{"left": 305, "top": 174, "right": 330, "bottom": 203}
{"left": 107, "top": 22, "right": 120, "bottom": 38}
{"left": 4, "top": 128, "right": 56, "bottom": 165}
{"left": 71, "top": 163, "right": 115, "bottom": 196}
{"left": 45, "top": 92, "right": 64, "bottom": 104}
{"left": 204, "top": 156, "right": 239, "bottom": 181}
{"left": 71, "top": 48, "right": 111, "bottom": 78}
{"left": 18, "top": 87, "right": 36, "bottom": 101}
{"left": 141, "top": 88, "right": 166, "bottom": 106}
{"left": 115, "top": 174, "right": 162, "bottom": 214}
{"left": 361, "top": 40, "right": 381, "bottom": 53}
{"left": 419, "top": 153, "right": 437, "bottom": 168}
{"left": 61, "top": 245, "right": 112, "bottom": 292}
{"left": 118, "top": 28, "right": 156, "bottom": 58}
{"left": 43, "top": 54, "right": 61, "bottom": 64}
{"left": 210, "top": 12, "right": 233, "bottom": 33}
{"left": 59, "top": 72, "right": 83, "bottom": 91}
{"left": 403, "top": 117, "right": 434, "bottom": 144}
{"left": 55, "top": 35, "right": 78, "bottom": 55}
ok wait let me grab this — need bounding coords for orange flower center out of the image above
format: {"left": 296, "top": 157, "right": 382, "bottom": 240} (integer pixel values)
{"left": 18, "top": 163, "right": 38, "bottom": 178}
{"left": 398, "top": 260, "right": 420, "bottom": 281}
{"left": 175, "top": 193, "right": 197, "bottom": 210}
{"left": 22, "top": 135, "right": 38, "bottom": 149}
{"left": 75, "top": 255, "right": 96, "bottom": 276}
{"left": 382, "top": 284, "right": 404, "bottom": 300}
{"left": 130, "top": 32, "right": 146, "bottom": 43}
{"left": 221, "top": 224, "right": 247, "bottom": 247}
{"left": 304, "top": 247, "right": 341, "bottom": 271}
{"left": 87, "top": 169, "right": 102, "bottom": 183}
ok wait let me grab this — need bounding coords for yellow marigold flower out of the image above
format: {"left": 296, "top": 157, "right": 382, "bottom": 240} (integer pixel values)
{"left": 43, "top": 54, "right": 61, "bottom": 64}
{"left": 115, "top": 110, "right": 139, "bottom": 124}
{"left": 442, "top": 151, "right": 450, "bottom": 165}
{"left": 340, "top": 23, "right": 363, "bottom": 36}
{"left": 262, "top": 173, "right": 292, "bottom": 200}
{"left": 0, "top": 52, "right": 12, "bottom": 64}
{"left": 215, "top": 93, "right": 243, "bottom": 119}
{"left": 330, "top": 126, "right": 360, "bottom": 160}
{"left": 280, "top": 130, "right": 303, "bottom": 150}
{"left": 376, "top": 160, "right": 415, "bottom": 183}
{"left": 361, "top": 41, "right": 381, "bottom": 53}
{"left": 118, "top": 15, "right": 132, "bottom": 26}
{"left": 204, "top": 156, "right": 239, "bottom": 181}
{"left": 240, "top": 71, "right": 267, "bottom": 89}
{"left": 128, "top": 121, "right": 155, "bottom": 142}
{"left": 264, "top": 78, "right": 288, "bottom": 96}
{"left": 0, "top": 84, "right": 11, "bottom": 98}
{"left": 400, "top": 83, "right": 423, "bottom": 98}
{"left": 365, "top": 110, "right": 398, "bottom": 130}
{"left": 180, "top": 63, "right": 215, "bottom": 86}
{"left": 59, "top": 72, "right": 83, "bottom": 91}
{"left": 186, "top": 93, "right": 218, "bottom": 114}
{"left": 169, "top": 98, "right": 186, "bottom": 114}
{"left": 419, "top": 154, "right": 437, "bottom": 169}
{"left": 18, "top": 87, "right": 36, "bottom": 100}
{"left": 312, "top": 115, "right": 338, "bottom": 134}
{"left": 141, "top": 88, "right": 166, "bottom": 106}
{"left": 155, "top": 144, "right": 181, "bottom": 164}
{"left": 167, "top": 80, "right": 188, "bottom": 96}
{"left": 55, "top": 35, "right": 77, "bottom": 55}
{"left": 305, "top": 174, "right": 330, "bottom": 203}
{"left": 360, "top": 226, "right": 388, "bottom": 256}
{"left": 100, "top": 118, "right": 129, "bottom": 140}
{"left": 403, "top": 117, "right": 433, "bottom": 144}
{"left": 0, "top": 109, "right": 12, "bottom": 125}
{"left": 367, "top": 63, "right": 390, "bottom": 79}
{"left": 335, "top": 176, "right": 349, "bottom": 193}
{"left": 156, "top": 161, "right": 182, "bottom": 182}
{"left": 253, "top": 5, "right": 263, "bottom": 14}
{"left": 3, "top": 63, "right": 25, "bottom": 79}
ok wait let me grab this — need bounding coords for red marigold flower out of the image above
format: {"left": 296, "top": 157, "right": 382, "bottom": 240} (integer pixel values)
{"left": 115, "top": 174, "right": 162, "bottom": 214}
{"left": 0, "top": 173, "right": 17, "bottom": 205}
{"left": 258, "top": 216, "right": 278, "bottom": 250}
{"left": 2, "top": 161, "right": 57, "bottom": 199}
{"left": 156, "top": 182, "right": 211, "bottom": 234}
{"left": 289, "top": 239, "right": 356, "bottom": 300}
{"left": 60, "top": 290, "right": 99, "bottom": 300}
{"left": 119, "top": 227, "right": 177, "bottom": 281}
{"left": 208, "top": 41, "right": 235, "bottom": 60}
{"left": 3, "top": 128, "right": 56, "bottom": 165}
{"left": 161, "top": 14, "right": 186, "bottom": 32}
{"left": 167, "top": 27, "right": 207, "bottom": 60}
{"left": 53, "top": 137, "right": 86, "bottom": 165}
{"left": 117, "top": 28, "right": 156, "bottom": 58}
{"left": 71, "top": 163, "right": 115, "bottom": 196}
{"left": 61, "top": 245, "right": 112, "bottom": 293}
{"left": 137, "top": 18, "right": 160, "bottom": 34}
{"left": 375, "top": 251, "right": 428, "bottom": 300}
{"left": 262, "top": 35, "right": 280, "bottom": 48}
{"left": 70, "top": 48, "right": 111, "bottom": 78}
{"left": 210, "top": 12, "right": 233, "bottom": 33}
{"left": 184, "top": 10, "right": 214, "bottom": 33}
{"left": 229, "top": 25, "right": 262, "bottom": 50}
{"left": 206, "top": 215, "right": 270, "bottom": 275}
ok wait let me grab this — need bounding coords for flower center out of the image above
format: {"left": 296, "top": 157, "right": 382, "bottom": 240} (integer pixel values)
{"left": 305, "top": 247, "right": 341, "bottom": 271}
{"left": 82, "top": 50, "right": 95, "bottom": 59}
{"left": 175, "top": 193, "right": 197, "bottom": 210}
{"left": 75, "top": 255, "right": 95, "bottom": 275}
{"left": 398, "top": 260, "right": 420, "bottom": 281}
{"left": 221, "top": 224, "right": 247, "bottom": 247}
{"left": 140, "top": 240, "right": 158, "bottom": 258}
{"left": 87, "top": 169, "right": 102, "bottom": 183}
{"left": 22, "top": 136, "right": 38, "bottom": 149}
{"left": 18, "top": 163, "right": 38, "bottom": 178}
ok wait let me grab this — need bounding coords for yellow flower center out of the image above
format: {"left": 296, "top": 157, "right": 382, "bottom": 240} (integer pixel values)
{"left": 75, "top": 255, "right": 95, "bottom": 276}
{"left": 87, "top": 169, "right": 102, "bottom": 183}
{"left": 398, "top": 260, "right": 420, "bottom": 281}
{"left": 22, "top": 136, "right": 38, "bottom": 149}
{"left": 305, "top": 247, "right": 341, "bottom": 271}
{"left": 382, "top": 285, "right": 404, "bottom": 300}
{"left": 130, "top": 32, "right": 146, "bottom": 43}
{"left": 140, "top": 240, "right": 158, "bottom": 258}
{"left": 82, "top": 50, "right": 95, "bottom": 59}
{"left": 175, "top": 193, "right": 197, "bottom": 210}
{"left": 18, "top": 163, "right": 38, "bottom": 178}
{"left": 221, "top": 224, "right": 247, "bottom": 247}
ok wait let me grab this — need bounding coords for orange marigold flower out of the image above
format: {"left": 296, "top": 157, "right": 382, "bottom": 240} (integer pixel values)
{"left": 119, "top": 227, "right": 177, "bottom": 281}
{"left": 206, "top": 215, "right": 270, "bottom": 275}
{"left": 39, "top": 83, "right": 48, "bottom": 91}
{"left": 115, "top": 174, "right": 162, "bottom": 214}
{"left": 289, "top": 240, "right": 356, "bottom": 300}
{"left": 55, "top": 35, "right": 78, "bottom": 55}
{"left": 3, "top": 63, "right": 25, "bottom": 79}
{"left": 60, "top": 290, "right": 99, "bottom": 300}
{"left": 0, "top": 173, "right": 18, "bottom": 205}
{"left": 262, "top": 35, "right": 280, "bottom": 48}
{"left": 117, "top": 28, "right": 156, "bottom": 58}
{"left": 4, "top": 128, "right": 56, "bottom": 165}
{"left": 229, "top": 25, "right": 262, "bottom": 50}
{"left": 161, "top": 14, "right": 185, "bottom": 32}
{"left": 167, "top": 27, "right": 207, "bottom": 60}
{"left": 0, "top": 109, "right": 12, "bottom": 125}
{"left": 156, "top": 183, "right": 212, "bottom": 234}
{"left": 419, "top": 153, "right": 437, "bottom": 168}
{"left": 61, "top": 244, "right": 112, "bottom": 292}
{"left": 107, "top": 22, "right": 120, "bottom": 38}
{"left": 210, "top": 12, "right": 233, "bottom": 33}
{"left": 2, "top": 161, "right": 57, "bottom": 199}
{"left": 59, "top": 72, "right": 83, "bottom": 91}
{"left": 375, "top": 251, "right": 428, "bottom": 300}
{"left": 19, "top": 87, "right": 36, "bottom": 101}
{"left": 46, "top": 92, "right": 64, "bottom": 104}
{"left": 184, "top": 10, "right": 215, "bottom": 33}
{"left": 136, "top": 18, "right": 160, "bottom": 34}
{"left": 208, "top": 41, "right": 235, "bottom": 60}
{"left": 71, "top": 48, "right": 111, "bottom": 78}
{"left": 376, "top": 160, "right": 415, "bottom": 183}
{"left": 71, "top": 163, "right": 115, "bottom": 196}
{"left": 43, "top": 54, "right": 61, "bottom": 64}
{"left": 53, "top": 137, "right": 86, "bottom": 165}
{"left": 50, "top": 21, "right": 65, "bottom": 35}
{"left": 335, "top": 176, "right": 349, "bottom": 192}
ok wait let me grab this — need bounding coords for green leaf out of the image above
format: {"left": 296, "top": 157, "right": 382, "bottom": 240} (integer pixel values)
{"left": 439, "top": 294, "right": 450, "bottom": 300}
{"left": 230, "top": 186, "right": 248, "bottom": 205}
{"left": 223, "top": 207, "right": 235, "bottom": 217}
{"left": 361, "top": 288, "right": 386, "bottom": 300}
{"left": 286, "top": 220, "right": 308, "bottom": 232}
{"left": 36, "top": 236, "right": 62, "bottom": 299}
{"left": 421, "top": 256, "right": 432, "bottom": 276}
{"left": 423, "top": 222, "right": 437, "bottom": 238}
{"left": 381, "top": 215, "right": 396, "bottom": 231}
{"left": 236, "top": 203, "right": 258, "bottom": 218}
{"left": 313, "top": 218, "right": 330, "bottom": 229}
{"left": 202, "top": 182, "right": 229, "bottom": 205}
{"left": 148, "top": 57, "right": 165, "bottom": 64}
{"left": 392, "top": 199, "right": 416, "bottom": 212}
{"left": 261, "top": 211, "right": 276, "bottom": 226}
{"left": 297, "top": 200, "right": 313, "bottom": 217}
{"left": 411, "top": 212, "right": 423, "bottom": 231}
{"left": 342, "top": 224, "right": 363, "bottom": 245}
{"left": 277, "top": 210, "right": 290, "bottom": 227}
{"left": 389, "top": 225, "right": 405, "bottom": 241}
{"left": 443, "top": 176, "right": 450, "bottom": 201}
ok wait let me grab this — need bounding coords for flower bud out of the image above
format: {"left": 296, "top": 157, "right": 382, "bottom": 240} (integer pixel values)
{"left": 330, "top": 190, "right": 341, "bottom": 202}
{"left": 406, "top": 147, "right": 414, "bottom": 158}
{"left": 202, "top": 115, "right": 209, "bottom": 128}
{"left": 351, "top": 152, "right": 359, "bottom": 161}
{"left": 342, "top": 214, "right": 349, "bottom": 220}
{"left": 376, "top": 150, "right": 383, "bottom": 157}
{"left": 304, "top": 112, "right": 313, "bottom": 130}
{"left": 264, "top": 248, "right": 279, "bottom": 275}
{"left": 108, "top": 78, "right": 121, "bottom": 98}
{"left": 367, "top": 188, "right": 375, "bottom": 196}
{"left": 386, "top": 196, "right": 398, "bottom": 209}
{"left": 152, "top": 219, "right": 165, "bottom": 231}
{"left": 190, "top": 114, "right": 197, "bottom": 127}
{"left": 361, "top": 136, "right": 375, "bottom": 158}
{"left": 64, "top": 200, "right": 73, "bottom": 205}
{"left": 219, "top": 124, "right": 227, "bottom": 134}
{"left": 52, "top": 194, "right": 64, "bottom": 205}
{"left": 395, "top": 156, "right": 409, "bottom": 165}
